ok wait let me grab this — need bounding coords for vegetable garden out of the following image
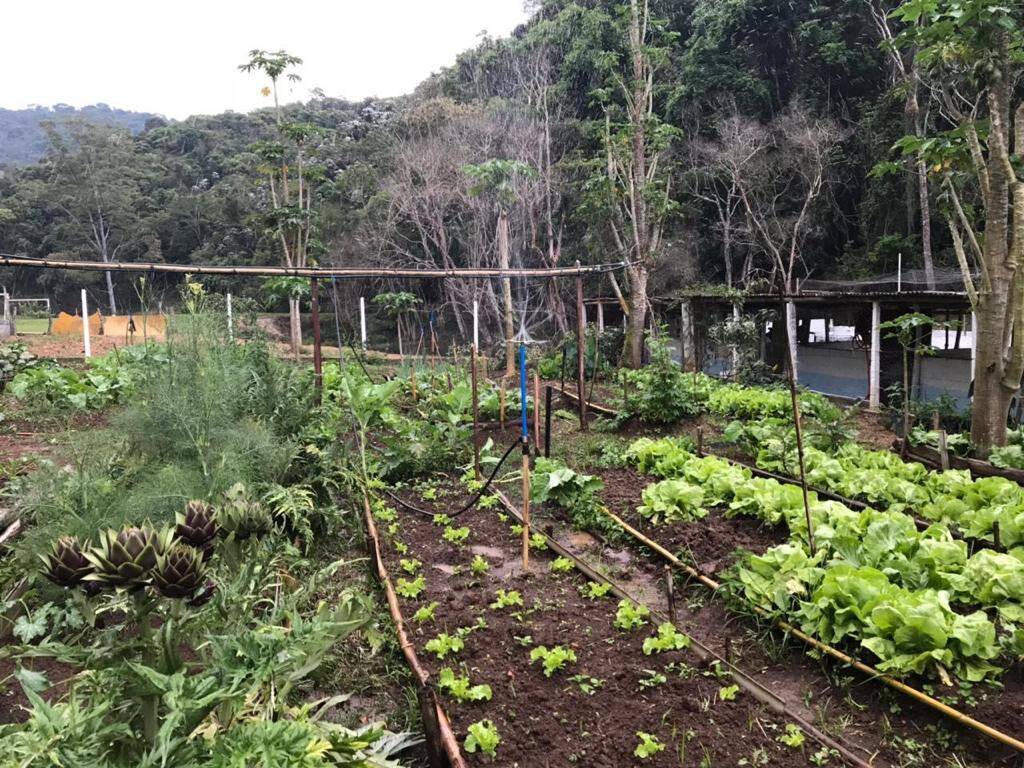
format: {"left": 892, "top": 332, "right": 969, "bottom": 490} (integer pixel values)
{"left": 1, "top": 287, "right": 1023, "bottom": 767}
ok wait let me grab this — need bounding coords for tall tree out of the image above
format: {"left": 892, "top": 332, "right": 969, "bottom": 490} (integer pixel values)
{"left": 890, "top": 0, "right": 1023, "bottom": 451}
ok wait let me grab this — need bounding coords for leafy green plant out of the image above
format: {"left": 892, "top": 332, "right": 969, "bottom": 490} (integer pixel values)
{"left": 464, "top": 719, "right": 500, "bottom": 758}
{"left": 490, "top": 589, "right": 524, "bottom": 610}
{"left": 614, "top": 333, "right": 702, "bottom": 425}
{"left": 470, "top": 554, "right": 490, "bottom": 575}
{"left": 413, "top": 602, "right": 438, "bottom": 623}
{"left": 529, "top": 532, "right": 548, "bottom": 550}
{"left": 634, "top": 731, "right": 666, "bottom": 759}
{"left": 642, "top": 622, "right": 691, "bottom": 655}
{"left": 442, "top": 525, "right": 470, "bottom": 547}
{"left": 400, "top": 558, "right": 421, "bottom": 575}
{"left": 529, "top": 645, "right": 578, "bottom": 677}
{"left": 778, "top": 723, "right": 806, "bottom": 748}
{"left": 568, "top": 674, "right": 604, "bottom": 695}
{"left": 438, "top": 667, "right": 492, "bottom": 703}
{"left": 395, "top": 575, "right": 425, "bottom": 599}
{"left": 637, "top": 478, "right": 706, "bottom": 525}
{"left": 550, "top": 556, "right": 574, "bottom": 574}
{"left": 613, "top": 599, "right": 650, "bottom": 631}
{"left": 425, "top": 633, "right": 464, "bottom": 660}
{"left": 718, "top": 684, "right": 740, "bottom": 701}
{"left": 580, "top": 582, "right": 612, "bottom": 599}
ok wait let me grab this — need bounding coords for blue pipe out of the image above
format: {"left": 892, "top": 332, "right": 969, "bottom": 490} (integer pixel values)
{"left": 519, "top": 342, "right": 529, "bottom": 442}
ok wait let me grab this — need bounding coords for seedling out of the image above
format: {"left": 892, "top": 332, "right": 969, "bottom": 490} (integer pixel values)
{"left": 634, "top": 732, "right": 665, "bottom": 759}
{"left": 778, "top": 723, "right": 805, "bottom": 748}
{"left": 425, "top": 632, "right": 464, "bottom": 660}
{"left": 470, "top": 554, "right": 490, "bottom": 575}
{"left": 638, "top": 669, "right": 667, "bottom": 689}
{"left": 510, "top": 523, "right": 524, "bottom": 536}
{"left": 374, "top": 505, "right": 398, "bottom": 523}
{"left": 529, "top": 533, "right": 548, "bottom": 550}
{"left": 443, "top": 525, "right": 470, "bottom": 547}
{"left": 413, "top": 602, "right": 438, "bottom": 623}
{"left": 395, "top": 575, "right": 425, "bottom": 599}
{"left": 400, "top": 558, "right": 421, "bottom": 575}
{"left": 421, "top": 486, "right": 438, "bottom": 502}
{"left": 568, "top": 674, "right": 604, "bottom": 695}
{"left": 642, "top": 622, "right": 691, "bottom": 655}
{"left": 432, "top": 513, "right": 452, "bottom": 527}
{"left": 464, "top": 719, "right": 500, "bottom": 758}
{"left": 393, "top": 541, "right": 409, "bottom": 555}
{"left": 490, "top": 589, "right": 524, "bottom": 610}
{"left": 513, "top": 634, "right": 533, "bottom": 646}
{"left": 550, "top": 557, "right": 574, "bottom": 574}
{"left": 386, "top": 522, "right": 400, "bottom": 536}
{"left": 719, "top": 684, "right": 740, "bottom": 701}
{"left": 529, "top": 645, "right": 577, "bottom": 677}
{"left": 438, "top": 667, "right": 492, "bottom": 702}
{"left": 613, "top": 599, "right": 650, "bottom": 631}
{"left": 580, "top": 582, "right": 612, "bottom": 600}
{"left": 478, "top": 494, "right": 499, "bottom": 509}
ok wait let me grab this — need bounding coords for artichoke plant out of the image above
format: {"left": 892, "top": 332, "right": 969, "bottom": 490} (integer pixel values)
{"left": 217, "top": 484, "right": 272, "bottom": 541}
{"left": 152, "top": 543, "right": 206, "bottom": 599}
{"left": 176, "top": 500, "right": 218, "bottom": 558}
{"left": 40, "top": 536, "right": 93, "bottom": 587}
{"left": 85, "top": 524, "right": 173, "bottom": 587}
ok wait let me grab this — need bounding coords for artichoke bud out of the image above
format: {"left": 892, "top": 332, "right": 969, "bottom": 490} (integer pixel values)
{"left": 152, "top": 543, "right": 206, "bottom": 599}
{"left": 40, "top": 536, "right": 93, "bottom": 587}
{"left": 85, "top": 523, "right": 174, "bottom": 587}
{"left": 176, "top": 500, "right": 218, "bottom": 549}
{"left": 217, "top": 485, "right": 272, "bottom": 540}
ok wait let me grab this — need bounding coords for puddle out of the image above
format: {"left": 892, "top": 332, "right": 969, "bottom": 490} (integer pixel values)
{"left": 469, "top": 544, "right": 506, "bottom": 560}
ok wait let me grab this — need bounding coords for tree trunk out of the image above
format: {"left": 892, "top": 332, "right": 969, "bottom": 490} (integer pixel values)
{"left": 104, "top": 269, "right": 118, "bottom": 316}
{"left": 498, "top": 210, "right": 515, "bottom": 377}
{"left": 917, "top": 158, "right": 935, "bottom": 289}
{"left": 623, "top": 264, "right": 649, "bottom": 368}
{"left": 680, "top": 299, "right": 697, "bottom": 372}
{"left": 289, "top": 297, "right": 302, "bottom": 360}
{"left": 970, "top": 283, "right": 1016, "bottom": 451}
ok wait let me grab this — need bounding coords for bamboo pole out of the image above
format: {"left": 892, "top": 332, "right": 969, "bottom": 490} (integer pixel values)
{"left": 781, "top": 300, "right": 816, "bottom": 553}
{"left": 575, "top": 262, "right": 588, "bottom": 431}
{"left": 311, "top": 278, "right": 323, "bottom": 403}
{"left": 471, "top": 344, "right": 481, "bottom": 479}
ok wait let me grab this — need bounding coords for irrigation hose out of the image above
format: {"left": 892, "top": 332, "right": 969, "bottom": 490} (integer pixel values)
{"left": 602, "top": 508, "right": 1024, "bottom": 755}
{"left": 383, "top": 437, "right": 522, "bottom": 519}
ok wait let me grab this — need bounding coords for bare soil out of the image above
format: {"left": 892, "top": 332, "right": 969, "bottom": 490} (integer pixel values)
{"left": 383, "top": 480, "right": 827, "bottom": 768}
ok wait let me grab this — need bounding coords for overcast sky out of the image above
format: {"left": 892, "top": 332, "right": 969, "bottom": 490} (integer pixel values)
{"left": 4, "top": 1, "right": 530, "bottom": 119}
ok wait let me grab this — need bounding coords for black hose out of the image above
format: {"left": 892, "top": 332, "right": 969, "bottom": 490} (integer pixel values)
{"left": 383, "top": 436, "right": 524, "bottom": 519}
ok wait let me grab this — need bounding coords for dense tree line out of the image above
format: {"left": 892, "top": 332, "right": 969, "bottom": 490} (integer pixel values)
{"left": 1, "top": 0, "right": 1021, "bottom": 447}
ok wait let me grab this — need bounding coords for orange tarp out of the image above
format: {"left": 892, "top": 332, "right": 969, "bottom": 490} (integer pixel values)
{"left": 103, "top": 314, "right": 166, "bottom": 341}
{"left": 52, "top": 311, "right": 101, "bottom": 336}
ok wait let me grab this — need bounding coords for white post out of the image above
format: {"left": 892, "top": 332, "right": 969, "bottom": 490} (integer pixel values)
{"left": 869, "top": 301, "right": 881, "bottom": 409}
{"left": 226, "top": 292, "right": 234, "bottom": 342}
{"left": 897, "top": 253, "right": 902, "bottom": 293}
{"left": 472, "top": 299, "right": 479, "bottom": 351}
{"left": 731, "top": 303, "right": 741, "bottom": 376}
{"left": 359, "top": 296, "right": 367, "bottom": 350}
{"left": 81, "top": 289, "right": 92, "bottom": 359}
{"left": 970, "top": 311, "right": 977, "bottom": 380}
{"left": 597, "top": 301, "right": 605, "bottom": 333}
{"left": 785, "top": 301, "right": 798, "bottom": 383}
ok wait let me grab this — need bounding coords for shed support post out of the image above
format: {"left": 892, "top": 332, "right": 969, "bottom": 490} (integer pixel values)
{"left": 575, "top": 262, "right": 588, "bottom": 431}
{"left": 311, "top": 278, "right": 322, "bottom": 403}
{"left": 785, "top": 301, "right": 798, "bottom": 383}
{"left": 869, "top": 301, "right": 881, "bottom": 410}
{"left": 731, "top": 303, "right": 741, "bottom": 378}
{"left": 597, "top": 300, "right": 605, "bottom": 333}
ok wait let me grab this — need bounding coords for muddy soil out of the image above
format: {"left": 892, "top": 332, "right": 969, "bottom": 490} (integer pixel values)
{"left": 382, "top": 480, "right": 827, "bottom": 768}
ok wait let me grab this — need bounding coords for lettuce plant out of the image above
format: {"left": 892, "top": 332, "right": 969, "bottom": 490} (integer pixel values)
{"left": 529, "top": 645, "right": 577, "bottom": 677}
{"left": 636, "top": 478, "right": 706, "bottom": 524}
{"left": 464, "top": 720, "right": 500, "bottom": 757}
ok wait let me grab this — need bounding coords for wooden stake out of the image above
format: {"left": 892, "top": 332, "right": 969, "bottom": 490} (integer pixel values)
{"left": 471, "top": 345, "right": 481, "bottom": 479}
{"left": 938, "top": 429, "right": 951, "bottom": 471}
{"left": 522, "top": 446, "right": 531, "bottom": 571}
{"left": 665, "top": 566, "right": 675, "bottom": 623}
{"left": 782, "top": 300, "right": 816, "bottom": 554}
{"left": 696, "top": 427, "right": 704, "bottom": 457}
{"left": 544, "top": 385, "right": 553, "bottom": 458}
{"left": 499, "top": 383, "right": 506, "bottom": 431}
{"left": 533, "top": 372, "right": 541, "bottom": 452}
{"left": 575, "top": 261, "right": 588, "bottom": 431}
{"left": 311, "top": 278, "right": 323, "bottom": 404}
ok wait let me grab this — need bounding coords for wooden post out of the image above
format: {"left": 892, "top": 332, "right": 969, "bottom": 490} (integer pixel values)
{"left": 938, "top": 429, "right": 951, "bottom": 471}
{"left": 575, "top": 261, "right": 588, "bottom": 431}
{"left": 785, "top": 300, "right": 798, "bottom": 382}
{"left": 522, "top": 447, "right": 531, "bottom": 571}
{"left": 597, "top": 300, "right": 605, "bottom": 333}
{"left": 696, "top": 427, "right": 703, "bottom": 457}
{"left": 471, "top": 344, "right": 481, "bottom": 479}
{"left": 81, "top": 290, "right": 91, "bottom": 359}
{"left": 782, "top": 300, "right": 816, "bottom": 554}
{"left": 731, "top": 303, "right": 741, "bottom": 378}
{"left": 544, "top": 385, "right": 553, "bottom": 458}
{"left": 311, "top": 278, "right": 323, "bottom": 403}
{"left": 665, "top": 566, "right": 675, "bottom": 623}
{"left": 533, "top": 372, "right": 541, "bottom": 452}
{"left": 499, "top": 383, "right": 506, "bottom": 431}
{"left": 869, "top": 301, "right": 881, "bottom": 410}
{"left": 226, "top": 292, "right": 234, "bottom": 342}
{"left": 473, "top": 299, "right": 479, "bottom": 351}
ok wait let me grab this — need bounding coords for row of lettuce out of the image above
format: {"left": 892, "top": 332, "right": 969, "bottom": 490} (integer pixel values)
{"left": 535, "top": 437, "right": 1023, "bottom": 687}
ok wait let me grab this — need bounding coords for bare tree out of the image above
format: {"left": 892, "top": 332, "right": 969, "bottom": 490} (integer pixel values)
{"left": 866, "top": 0, "right": 936, "bottom": 289}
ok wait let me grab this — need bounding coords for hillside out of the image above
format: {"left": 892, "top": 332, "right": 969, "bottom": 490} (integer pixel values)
{"left": 0, "top": 104, "right": 161, "bottom": 166}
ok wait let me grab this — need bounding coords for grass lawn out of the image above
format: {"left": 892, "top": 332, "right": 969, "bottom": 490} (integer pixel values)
{"left": 14, "top": 317, "right": 51, "bottom": 334}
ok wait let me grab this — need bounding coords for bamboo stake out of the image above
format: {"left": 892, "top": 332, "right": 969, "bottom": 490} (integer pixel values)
{"left": 576, "top": 263, "right": 588, "bottom": 431}
{"left": 471, "top": 345, "right": 481, "bottom": 479}
{"left": 781, "top": 301, "right": 816, "bottom": 553}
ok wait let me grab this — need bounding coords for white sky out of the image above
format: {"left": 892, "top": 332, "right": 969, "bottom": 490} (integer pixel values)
{"left": 3, "top": 1, "right": 531, "bottom": 119}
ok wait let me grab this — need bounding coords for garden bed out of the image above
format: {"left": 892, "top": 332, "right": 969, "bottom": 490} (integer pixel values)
{"left": 379, "top": 478, "right": 832, "bottom": 767}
